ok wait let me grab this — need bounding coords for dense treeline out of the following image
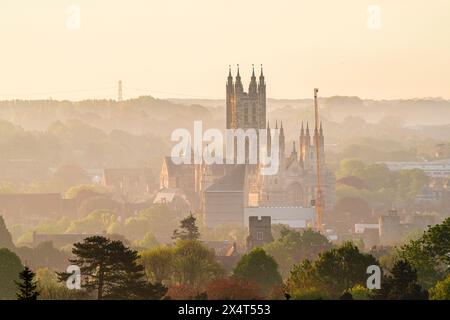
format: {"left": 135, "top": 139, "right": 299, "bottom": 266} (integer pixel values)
{"left": 2, "top": 213, "right": 450, "bottom": 300}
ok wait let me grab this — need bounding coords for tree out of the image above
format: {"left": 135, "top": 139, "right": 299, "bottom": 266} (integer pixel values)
{"left": 0, "top": 248, "right": 23, "bottom": 299}
{"left": 16, "top": 241, "right": 69, "bottom": 271}
{"left": 65, "top": 210, "right": 118, "bottom": 234}
{"left": 206, "top": 277, "right": 262, "bottom": 300}
{"left": 233, "top": 248, "right": 282, "bottom": 294}
{"left": 348, "top": 284, "right": 372, "bottom": 300}
{"left": 374, "top": 260, "right": 428, "bottom": 300}
{"left": 397, "top": 217, "right": 450, "bottom": 289}
{"left": 134, "top": 232, "right": 159, "bottom": 249}
{"left": 286, "top": 242, "right": 378, "bottom": 298}
{"left": 0, "top": 215, "right": 15, "bottom": 251}
{"left": 172, "top": 240, "right": 223, "bottom": 289}
{"left": 166, "top": 284, "right": 198, "bottom": 300}
{"left": 16, "top": 266, "right": 40, "bottom": 300}
{"left": 399, "top": 239, "right": 442, "bottom": 289}
{"left": 36, "top": 268, "right": 86, "bottom": 300}
{"left": 172, "top": 213, "right": 200, "bottom": 241}
{"left": 313, "top": 242, "right": 378, "bottom": 296}
{"left": 423, "top": 217, "right": 450, "bottom": 266}
{"left": 140, "top": 246, "right": 174, "bottom": 283}
{"left": 429, "top": 274, "right": 450, "bottom": 300}
{"left": 264, "top": 228, "right": 330, "bottom": 277}
{"left": 58, "top": 236, "right": 166, "bottom": 300}
{"left": 290, "top": 287, "right": 329, "bottom": 300}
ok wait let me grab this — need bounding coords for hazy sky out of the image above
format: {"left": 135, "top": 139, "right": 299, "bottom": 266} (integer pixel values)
{"left": 0, "top": 0, "right": 449, "bottom": 100}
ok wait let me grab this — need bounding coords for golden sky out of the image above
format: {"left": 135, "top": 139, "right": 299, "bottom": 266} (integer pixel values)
{"left": 0, "top": 0, "right": 449, "bottom": 100}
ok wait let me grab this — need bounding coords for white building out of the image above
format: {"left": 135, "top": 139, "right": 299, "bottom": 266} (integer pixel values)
{"left": 382, "top": 159, "right": 450, "bottom": 178}
{"left": 244, "top": 206, "right": 316, "bottom": 229}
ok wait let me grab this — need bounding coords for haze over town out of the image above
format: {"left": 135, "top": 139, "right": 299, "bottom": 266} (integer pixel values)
{"left": 1, "top": 0, "right": 450, "bottom": 303}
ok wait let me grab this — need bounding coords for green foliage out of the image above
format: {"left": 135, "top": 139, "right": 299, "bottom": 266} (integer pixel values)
{"left": 36, "top": 268, "right": 86, "bottom": 300}
{"left": 140, "top": 246, "right": 174, "bottom": 283}
{"left": 233, "top": 248, "right": 282, "bottom": 294}
{"left": 0, "top": 215, "right": 15, "bottom": 250}
{"left": 399, "top": 239, "right": 443, "bottom": 289}
{"left": 0, "top": 248, "right": 23, "bottom": 299}
{"left": 77, "top": 196, "right": 121, "bottom": 217}
{"left": 397, "top": 217, "right": 450, "bottom": 289}
{"left": 118, "top": 204, "right": 179, "bottom": 240}
{"left": 429, "top": 274, "right": 450, "bottom": 300}
{"left": 264, "top": 228, "right": 330, "bottom": 278}
{"left": 314, "top": 242, "right": 378, "bottom": 295}
{"left": 65, "top": 210, "right": 117, "bottom": 234}
{"left": 422, "top": 217, "right": 450, "bottom": 266}
{"left": 0, "top": 182, "right": 16, "bottom": 194}
{"left": 58, "top": 236, "right": 166, "bottom": 300}
{"left": 15, "top": 241, "right": 69, "bottom": 271}
{"left": 65, "top": 184, "right": 104, "bottom": 199}
{"left": 291, "top": 287, "right": 330, "bottom": 300}
{"left": 16, "top": 266, "right": 40, "bottom": 300}
{"left": 348, "top": 284, "right": 372, "bottom": 300}
{"left": 287, "top": 242, "right": 378, "bottom": 298}
{"left": 172, "top": 240, "right": 223, "bottom": 289}
{"left": 172, "top": 213, "right": 200, "bottom": 241}
{"left": 134, "top": 232, "right": 159, "bottom": 249}
{"left": 374, "top": 259, "right": 428, "bottom": 300}
{"left": 336, "top": 159, "right": 428, "bottom": 209}
{"left": 201, "top": 223, "right": 247, "bottom": 248}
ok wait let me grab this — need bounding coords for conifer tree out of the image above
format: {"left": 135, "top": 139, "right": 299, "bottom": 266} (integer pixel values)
{"left": 172, "top": 213, "right": 200, "bottom": 241}
{"left": 16, "top": 266, "right": 40, "bottom": 300}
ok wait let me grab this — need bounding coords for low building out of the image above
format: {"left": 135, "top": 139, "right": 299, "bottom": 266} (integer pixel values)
{"left": 103, "top": 168, "right": 155, "bottom": 199}
{"left": 383, "top": 159, "right": 450, "bottom": 178}
{"left": 203, "top": 240, "right": 241, "bottom": 272}
{"left": 378, "top": 210, "right": 435, "bottom": 245}
{"left": 0, "top": 193, "right": 77, "bottom": 225}
{"left": 354, "top": 224, "right": 380, "bottom": 249}
{"left": 32, "top": 232, "right": 103, "bottom": 248}
{"left": 244, "top": 206, "right": 316, "bottom": 229}
{"left": 153, "top": 188, "right": 191, "bottom": 214}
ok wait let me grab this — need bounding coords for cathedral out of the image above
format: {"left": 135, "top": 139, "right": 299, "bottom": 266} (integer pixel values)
{"left": 159, "top": 66, "right": 335, "bottom": 227}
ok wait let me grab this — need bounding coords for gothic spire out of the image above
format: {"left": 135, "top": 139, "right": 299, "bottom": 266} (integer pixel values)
{"left": 234, "top": 64, "right": 243, "bottom": 93}
{"left": 249, "top": 64, "right": 257, "bottom": 95}
{"left": 258, "top": 64, "right": 265, "bottom": 89}
{"left": 227, "top": 65, "right": 233, "bottom": 87}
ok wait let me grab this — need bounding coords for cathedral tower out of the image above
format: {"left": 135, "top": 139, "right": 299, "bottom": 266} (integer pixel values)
{"left": 226, "top": 65, "right": 266, "bottom": 130}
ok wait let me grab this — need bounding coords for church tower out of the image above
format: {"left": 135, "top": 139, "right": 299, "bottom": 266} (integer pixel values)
{"left": 226, "top": 65, "right": 266, "bottom": 130}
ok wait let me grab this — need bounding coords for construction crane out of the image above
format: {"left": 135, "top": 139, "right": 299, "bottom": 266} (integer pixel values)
{"left": 314, "top": 88, "right": 324, "bottom": 233}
